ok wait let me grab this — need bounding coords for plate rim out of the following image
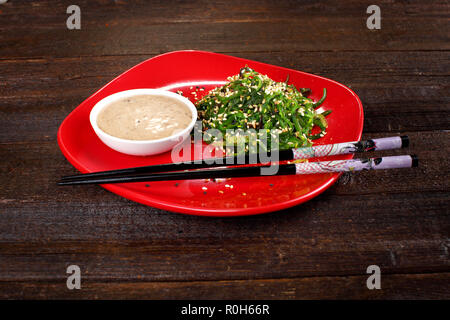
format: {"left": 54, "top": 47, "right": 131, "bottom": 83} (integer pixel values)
{"left": 57, "top": 50, "right": 364, "bottom": 217}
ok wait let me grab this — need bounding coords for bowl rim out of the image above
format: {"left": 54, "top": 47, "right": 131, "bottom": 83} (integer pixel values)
{"left": 89, "top": 88, "right": 198, "bottom": 145}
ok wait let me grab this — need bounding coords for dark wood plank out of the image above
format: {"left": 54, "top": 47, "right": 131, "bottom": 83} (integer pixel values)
{"left": 0, "top": 130, "right": 448, "bottom": 282}
{"left": 0, "top": 0, "right": 448, "bottom": 300}
{"left": 0, "top": 273, "right": 448, "bottom": 299}
{"left": 0, "top": 226, "right": 448, "bottom": 282}
{"left": 0, "top": 51, "right": 448, "bottom": 144}
{"left": 1, "top": 0, "right": 449, "bottom": 58}
{"left": 1, "top": 131, "right": 448, "bottom": 202}
{"left": 3, "top": 0, "right": 449, "bottom": 25}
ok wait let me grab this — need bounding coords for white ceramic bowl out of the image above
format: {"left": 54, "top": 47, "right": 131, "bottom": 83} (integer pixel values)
{"left": 89, "top": 89, "right": 197, "bottom": 156}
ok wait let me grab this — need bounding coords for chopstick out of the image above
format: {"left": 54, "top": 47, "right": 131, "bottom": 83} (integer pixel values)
{"left": 60, "top": 135, "right": 409, "bottom": 182}
{"left": 58, "top": 155, "right": 418, "bottom": 186}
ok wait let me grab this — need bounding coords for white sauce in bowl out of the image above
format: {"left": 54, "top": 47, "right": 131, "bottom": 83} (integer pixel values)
{"left": 97, "top": 95, "right": 193, "bottom": 141}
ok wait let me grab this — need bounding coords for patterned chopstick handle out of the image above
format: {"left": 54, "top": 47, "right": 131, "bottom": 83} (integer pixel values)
{"left": 295, "top": 155, "right": 418, "bottom": 175}
{"left": 292, "top": 136, "right": 409, "bottom": 159}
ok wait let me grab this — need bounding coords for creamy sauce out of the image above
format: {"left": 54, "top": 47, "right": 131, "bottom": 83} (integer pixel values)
{"left": 97, "top": 95, "right": 192, "bottom": 140}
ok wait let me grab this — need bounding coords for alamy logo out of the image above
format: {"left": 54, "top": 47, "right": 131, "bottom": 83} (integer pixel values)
{"left": 66, "top": 265, "right": 81, "bottom": 289}
{"left": 366, "top": 265, "right": 381, "bottom": 289}
{"left": 366, "top": 5, "right": 381, "bottom": 30}
{"left": 66, "top": 5, "right": 81, "bottom": 30}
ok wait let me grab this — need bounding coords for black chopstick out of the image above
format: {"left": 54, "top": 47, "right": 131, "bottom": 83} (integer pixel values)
{"left": 60, "top": 136, "right": 409, "bottom": 182}
{"left": 60, "top": 149, "right": 292, "bottom": 181}
{"left": 59, "top": 163, "right": 297, "bottom": 185}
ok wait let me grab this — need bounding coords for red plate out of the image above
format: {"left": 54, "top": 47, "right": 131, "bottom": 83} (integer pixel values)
{"left": 57, "top": 50, "right": 363, "bottom": 217}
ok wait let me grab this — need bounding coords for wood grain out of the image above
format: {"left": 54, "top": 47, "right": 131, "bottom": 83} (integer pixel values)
{"left": 0, "top": 133, "right": 448, "bottom": 283}
{"left": 0, "top": 0, "right": 448, "bottom": 299}
{"left": 0, "top": 51, "right": 448, "bottom": 144}
{"left": 1, "top": 273, "right": 448, "bottom": 299}
{"left": 1, "top": 131, "right": 448, "bottom": 202}
{"left": 1, "top": 0, "right": 449, "bottom": 58}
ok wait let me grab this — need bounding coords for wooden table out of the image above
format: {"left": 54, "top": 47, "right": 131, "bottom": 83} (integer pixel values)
{"left": 0, "top": 0, "right": 449, "bottom": 299}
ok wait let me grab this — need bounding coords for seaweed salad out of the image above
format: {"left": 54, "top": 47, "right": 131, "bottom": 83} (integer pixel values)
{"left": 195, "top": 67, "right": 331, "bottom": 153}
